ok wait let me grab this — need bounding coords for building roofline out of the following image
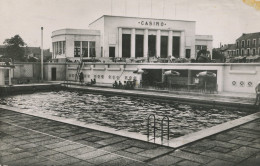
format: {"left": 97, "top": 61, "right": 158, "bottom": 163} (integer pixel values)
{"left": 89, "top": 15, "right": 196, "bottom": 26}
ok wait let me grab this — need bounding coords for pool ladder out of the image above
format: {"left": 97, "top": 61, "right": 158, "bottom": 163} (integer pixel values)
{"left": 147, "top": 114, "right": 170, "bottom": 144}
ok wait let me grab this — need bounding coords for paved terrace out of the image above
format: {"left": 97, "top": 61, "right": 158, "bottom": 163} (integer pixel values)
{"left": 0, "top": 108, "right": 259, "bottom": 166}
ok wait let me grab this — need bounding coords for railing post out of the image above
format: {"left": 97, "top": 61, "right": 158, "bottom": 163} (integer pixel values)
{"left": 147, "top": 114, "right": 156, "bottom": 142}
{"left": 161, "top": 115, "right": 170, "bottom": 143}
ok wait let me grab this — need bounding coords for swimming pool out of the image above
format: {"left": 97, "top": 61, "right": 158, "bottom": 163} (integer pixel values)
{"left": 0, "top": 90, "right": 255, "bottom": 139}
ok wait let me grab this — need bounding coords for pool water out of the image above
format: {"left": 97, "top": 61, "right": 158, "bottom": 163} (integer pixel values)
{"left": 0, "top": 90, "right": 255, "bottom": 138}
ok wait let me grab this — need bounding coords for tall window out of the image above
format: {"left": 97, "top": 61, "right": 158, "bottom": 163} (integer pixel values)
{"left": 52, "top": 41, "right": 66, "bottom": 56}
{"left": 253, "top": 39, "right": 256, "bottom": 46}
{"left": 236, "top": 41, "right": 239, "bottom": 47}
{"left": 74, "top": 41, "right": 81, "bottom": 57}
{"left": 89, "top": 42, "right": 96, "bottom": 57}
{"left": 253, "top": 48, "right": 256, "bottom": 55}
{"left": 247, "top": 48, "right": 250, "bottom": 55}
{"left": 82, "top": 41, "right": 88, "bottom": 57}
{"left": 236, "top": 49, "right": 239, "bottom": 56}
{"left": 241, "top": 40, "right": 245, "bottom": 47}
{"left": 241, "top": 49, "right": 244, "bottom": 56}
{"left": 247, "top": 40, "right": 250, "bottom": 47}
{"left": 63, "top": 41, "right": 66, "bottom": 54}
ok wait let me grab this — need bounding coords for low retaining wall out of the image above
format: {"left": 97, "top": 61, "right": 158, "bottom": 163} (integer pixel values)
{"left": 0, "top": 83, "right": 63, "bottom": 96}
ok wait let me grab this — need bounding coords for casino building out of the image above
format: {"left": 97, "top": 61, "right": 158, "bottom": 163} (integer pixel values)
{"left": 52, "top": 15, "right": 212, "bottom": 61}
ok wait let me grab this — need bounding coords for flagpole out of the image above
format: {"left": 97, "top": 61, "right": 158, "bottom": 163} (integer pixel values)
{"left": 41, "top": 27, "right": 43, "bottom": 81}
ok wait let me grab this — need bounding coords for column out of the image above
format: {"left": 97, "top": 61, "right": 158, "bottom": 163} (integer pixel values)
{"left": 131, "top": 28, "right": 136, "bottom": 58}
{"left": 156, "top": 30, "right": 161, "bottom": 58}
{"left": 143, "top": 29, "right": 148, "bottom": 58}
{"left": 0, "top": 70, "right": 4, "bottom": 85}
{"left": 118, "top": 28, "right": 122, "bottom": 58}
{"left": 180, "top": 31, "right": 185, "bottom": 58}
{"left": 9, "top": 68, "right": 12, "bottom": 85}
{"left": 168, "top": 31, "right": 173, "bottom": 56}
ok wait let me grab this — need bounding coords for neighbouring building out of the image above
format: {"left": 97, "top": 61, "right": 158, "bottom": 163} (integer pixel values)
{"left": 52, "top": 15, "right": 213, "bottom": 62}
{"left": 235, "top": 32, "right": 260, "bottom": 57}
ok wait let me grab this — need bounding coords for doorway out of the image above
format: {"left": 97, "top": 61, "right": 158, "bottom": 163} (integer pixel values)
{"left": 51, "top": 67, "right": 56, "bottom": 81}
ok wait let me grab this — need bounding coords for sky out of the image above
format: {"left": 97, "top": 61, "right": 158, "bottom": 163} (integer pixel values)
{"left": 0, "top": 0, "right": 260, "bottom": 49}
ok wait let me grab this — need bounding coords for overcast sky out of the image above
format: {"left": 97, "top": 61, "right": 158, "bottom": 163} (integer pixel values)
{"left": 0, "top": 0, "right": 260, "bottom": 49}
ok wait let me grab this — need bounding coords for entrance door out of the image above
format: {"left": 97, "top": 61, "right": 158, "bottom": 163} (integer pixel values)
{"left": 51, "top": 68, "right": 56, "bottom": 81}
{"left": 109, "top": 47, "right": 115, "bottom": 58}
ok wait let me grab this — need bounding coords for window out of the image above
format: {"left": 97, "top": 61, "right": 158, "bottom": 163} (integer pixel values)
{"left": 241, "top": 40, "right": 245, "bottom": 47}
{"left": 236, "top": 49, "right": 239, "bottom": 56}
{"left": 196, "top": 45, "right": 201, "bottom": 50}
{"left": 253, "top": 39, "right": 256, "bottom": 46}
{"left": 74, "top": 41, "right": 81, "bottom": 57}
{"left": 82, "top": 41, "right": 88, "bottom": 57}
{"left": 253, "top": 48, "right": 256, "bottom": 55}
{"left": 202, "top": 46, "right": 207, "bottom": 50}
{"left": 89, "top": 42, "right": 96, "bottom": 57}
{"left": 59, "top": 41, "right": 62, "bottom": 54}
{"left": 247, "top": 48, "right": 250, "bottom": 56}
{"left": 52, "top": 41, "right": 66, "bottom": 56}
{"left": 63, "top": 41, "right": 66, "bottom": 54}
{"left": 185, "top": 49, "right": 191, "bottom": 58}
{"left": 241, "top": 49, "right": 244, "bottom": 56}
{"left": 236, "top": 41, "right": 239, "bottom": 47}
{"left": 247, "top": 40, "right": 250, "bottom": 47}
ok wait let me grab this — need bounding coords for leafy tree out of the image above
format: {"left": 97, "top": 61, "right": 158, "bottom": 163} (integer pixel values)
{"left": 196, "top": 49, "right": 210, "bottom": 63}
{"left": 3, "top": 35, "right": 26, "bottom": 61}
{"left": 212, "top": 49, "right": 225, "bottom": 62}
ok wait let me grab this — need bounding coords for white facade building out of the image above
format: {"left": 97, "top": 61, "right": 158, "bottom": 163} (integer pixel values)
{"left": 52, "top": 15, "right": 212, "bottom": 61}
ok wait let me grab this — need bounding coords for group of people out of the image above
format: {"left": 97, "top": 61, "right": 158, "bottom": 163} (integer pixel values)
{"left": 113, "top": 80, "right": 136, "bottom": 90}
{"left": 79, "top": 72, "right": 96, "bottom": 85}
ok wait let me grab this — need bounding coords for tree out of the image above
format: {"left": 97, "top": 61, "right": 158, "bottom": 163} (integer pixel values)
{"left": 212, "top": 49, "right": 225, "bottom": 62}
{"left": 196, "top": 49, "right": 210, "bottom": 63}
{"left": 3, "top": 35, "right": 26, "bottom": 61}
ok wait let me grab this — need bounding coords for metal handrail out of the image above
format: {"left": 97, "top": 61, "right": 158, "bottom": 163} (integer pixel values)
{"left": 161, "top": 115, "right": 170, "bottom": 143}
{"left": 147, "top": 114, "right": 156, "bottom": 142}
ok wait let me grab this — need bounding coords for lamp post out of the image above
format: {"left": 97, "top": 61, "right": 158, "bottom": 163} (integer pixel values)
{"left": 41, "top": 27, "right": 43, "bottom": 81}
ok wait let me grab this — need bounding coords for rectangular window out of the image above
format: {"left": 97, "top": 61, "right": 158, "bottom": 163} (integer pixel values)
{"left": 236, "top": 49, "right": 239, "bottom": 56}
{"left": 202, "top": 46, "right": 207, "bottom": 50}
{"left": 82, "top": 41, "right": 88, "bottom": 57}
{"left": 185, "top": 49, "right": 191, "bottom": 58}
{"left": 241, "top": 49, "right": 244, "bottom": 56}
{"left": 160, "top": 36, "right": 168, "bottom": 58}
{"left": 59, "top": 41, "right": 62, "bottom": 54}
{"left": 196, "top": 45, "right": 201, "bottom": 50}
{"left": 247, "top": 48, "right": 250, "bottom": 55}
{"left": 253, "top": 48, "right": 256, "bottom": 55}
{"left": 242, "top": 40, "right": 245, "bottom": 47}
{"left": 236, "top": 41, "right": 239, "bottom": 47}
{"left": 55, "top": 42, "right": 58, "bottom": 55}
{"left": 74, "top": 41, "right": 81, "bottom": 57}
{"left": 89, "top": 42, "right": 96, "bottom": 57}
{"left": 247, "top": 40, "right": 250, "bottom": 47}
{"left": 253, "top": 39, "right": 256, "bottom": 46}
{"left": 63, "top": 41, "right": 66, "bottom": 54}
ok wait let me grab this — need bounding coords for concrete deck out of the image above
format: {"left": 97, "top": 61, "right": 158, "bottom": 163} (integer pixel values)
{"left": 0, "top": 108, "right": 259, "bottom": 166}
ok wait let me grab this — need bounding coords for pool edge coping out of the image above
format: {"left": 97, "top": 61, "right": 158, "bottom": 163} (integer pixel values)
{"left": 0, "top": 104, "right": 259, "bottom": 149}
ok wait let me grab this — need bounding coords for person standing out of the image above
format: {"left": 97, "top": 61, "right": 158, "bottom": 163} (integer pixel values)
{"left": 79, "top": 72, "right": 84, "bottom": 84}
{"left": 254, "top": 81, "right": 260, "bottom": 106}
